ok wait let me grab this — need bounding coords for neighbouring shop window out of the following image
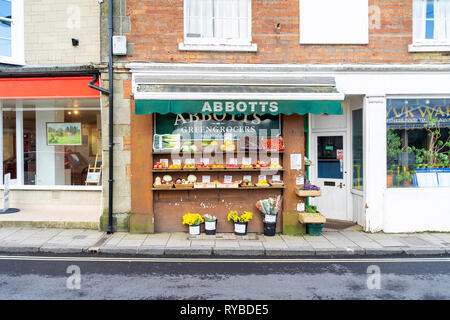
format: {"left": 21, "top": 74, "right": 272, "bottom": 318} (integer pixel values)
{"left": 0, "top": 99, "right": 102, "bottom": 186}
{"left": 386, "top": 99, "right": 450, "bottom": 188}
{"left": 183, "top": 0, "right": 252, "bottom": 45}
{"left": 0, "top": 0, "right": 24, "bottom": 64}
{"left": 352, "top": 109, "right": 363, "bottom": 190}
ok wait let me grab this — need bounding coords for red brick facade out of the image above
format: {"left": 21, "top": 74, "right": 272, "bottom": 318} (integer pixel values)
{"left": 125, "top": 0, "right": 450, "bottom": 64}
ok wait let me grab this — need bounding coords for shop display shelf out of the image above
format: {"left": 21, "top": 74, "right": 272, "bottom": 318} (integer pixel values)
{"left": 152, "top": 151, "right": 284, "bottom": 155}
{"left": 152, "top": 186, "right": 285, "bottom": 191}
{"left": 152, "top": 168, "right": 284, "bottom": 173}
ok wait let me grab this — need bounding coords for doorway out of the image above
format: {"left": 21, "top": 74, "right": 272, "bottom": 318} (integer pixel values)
{"left": 310, "top": 132, "right": 349, "bottom": 221}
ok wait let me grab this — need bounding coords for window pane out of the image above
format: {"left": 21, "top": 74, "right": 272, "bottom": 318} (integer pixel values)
{"left": 0, "top": 0, "right": 11, "bottom": 20}
{"left": 426, "top": 19, "right": 435, "bottom": 39}
{"left": 386, "top": 99, "right": 450, "bottom": 188}
{"left": 426, "top": 0, "right": 434, "bottom": 18}
{"left": 3, "top": 111, "right": 16, "bottom": 180}
{"left": 0, "top": 38, "right": 11, "bottom": 57}
{"left": 317, "top": 136, "right": 344, "bottom": 179}
{"left": 352, "top": 109, "right": 363, "bottom": 189}
{"left": 23, "top": 111, "right": 36, "bottom": 185}
{"left": 0, "top": 19, "right": 11, "bottom": 38}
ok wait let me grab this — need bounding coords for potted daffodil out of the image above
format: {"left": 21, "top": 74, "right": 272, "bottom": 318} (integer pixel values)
{"left": 182, "top": 213, "right": 204, "bottom": 236}
{"left": 227, "top": 210, "right": 253, "bottom": 236}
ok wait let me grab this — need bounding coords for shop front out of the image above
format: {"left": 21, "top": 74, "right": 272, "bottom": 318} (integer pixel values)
{"left": 130, "top": 72, "right": 344, "bottom": 234}
{"left": 0, "top": 74, "right": 103, "bottom": 227}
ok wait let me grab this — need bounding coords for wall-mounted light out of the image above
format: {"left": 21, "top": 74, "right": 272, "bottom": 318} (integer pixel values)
{"left": 71, "top": 38, "right": 79, "bottom": 46}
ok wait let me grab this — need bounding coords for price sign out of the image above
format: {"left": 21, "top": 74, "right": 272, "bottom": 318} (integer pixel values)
{"left": 228, "top": 158, "right": 238, "bottom": 165}
{"left": 224, "top": 133, "right": 233, "bottom": 141}
{"left": 243, "top": 175, "right": 252, "bottom": 182}
{"left": 272, "top": 175, "right": 281, "bottom": 182}
{"left": 172, "top": 159, "right": 181, "bottom": 166}
{"left": 265, "top": 215, "right": 277, "bottom": 223}
{"left": 160, "top": 159, "right": 169, "bottom": 167}
{"left": 224, "top": 175, "right": 233, "bottom": 183}
{"left": 242, "top": 157, "right": 252, "bottom": 165}
{"left": 202, "top": 176, "right": 211, "bottom": 183}
{"left": 185, "top": 158, "right": 195, "bottom": 165}
{"left": 271, "top": 157, "right": 279, "bottom": 165}
{"left": 296, "top": 176, "right": 305, "bottom": 186}
{"left": 297, "top": 202, "right": 305, "bottom": 212}
{"left": 200, "top": 158, "right": 210, "bottom": 165}
{"left": 258, "top": 175, "right": 266, "bottom": 182}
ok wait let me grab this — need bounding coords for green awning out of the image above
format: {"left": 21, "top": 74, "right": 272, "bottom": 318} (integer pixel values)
{"left": 135, "top": 100, "right": 343, "bottom": 116}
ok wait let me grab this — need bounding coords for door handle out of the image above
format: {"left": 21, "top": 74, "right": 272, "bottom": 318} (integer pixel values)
{"left": 338, "top": 183, "right": 344, "bottom": 188}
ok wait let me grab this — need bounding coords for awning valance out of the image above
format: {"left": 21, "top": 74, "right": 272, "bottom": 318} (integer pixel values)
{"left": 135, "top": 99, "right": 343, "bottom": 115}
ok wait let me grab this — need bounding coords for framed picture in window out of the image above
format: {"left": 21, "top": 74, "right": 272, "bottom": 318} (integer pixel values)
{"left": 46, "top": 122, "right": 82, "bottom": 146}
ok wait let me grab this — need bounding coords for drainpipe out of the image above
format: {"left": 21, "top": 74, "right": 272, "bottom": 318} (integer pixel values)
{"left": 107, "top": 0, "right": 114, "bottom": 234}
{"left": 88, "top": 0, "right": 114, "bottom": 234}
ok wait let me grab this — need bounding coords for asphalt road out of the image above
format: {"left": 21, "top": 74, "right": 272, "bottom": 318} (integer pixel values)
{"left": 0, "top": 254, "right": 449, "bottom": 300}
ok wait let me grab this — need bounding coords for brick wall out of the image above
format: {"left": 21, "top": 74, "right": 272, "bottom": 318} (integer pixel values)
{"left": 123, "top": 0, "right": 450, "bottom": 63}
{"left": 24, "top": 0, "right": 100, "bottom": 64}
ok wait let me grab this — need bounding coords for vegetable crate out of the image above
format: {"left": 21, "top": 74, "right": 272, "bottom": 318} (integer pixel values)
{"left": 298, "top": 212, "right": 326, "bottom": 224}
{"left": 295, "top": 189, "right": 322, "bottom": 197}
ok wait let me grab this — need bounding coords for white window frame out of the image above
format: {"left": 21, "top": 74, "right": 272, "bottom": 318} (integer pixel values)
{"left": 179, "top": 0, "right": 257, "bottom": 52}
{"left": 0, "top": 0, "right": 24, "bottom": 65}
{"left": 409, "top": 0, "right": 450, "bottom": 52}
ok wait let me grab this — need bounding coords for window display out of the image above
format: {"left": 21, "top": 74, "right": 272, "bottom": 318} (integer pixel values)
{"left": 1, "top": 99, "right": 101, "bottom": 186}
{"left": 386, "top": 99, "right": 450, "bottom": 188}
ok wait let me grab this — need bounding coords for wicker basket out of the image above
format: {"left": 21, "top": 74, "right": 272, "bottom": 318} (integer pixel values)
{"left": 194, "top": 183, "right": 216, "bottom": 189}
{"left": 153, "top": 183, "right": 173, "bottom": 189}
{"left": 298, "top": 211, "right": 326, "bottom": 224}
{"left": 174, "top": 183, "right": 194, "bottom": 189}
{"left": 270, "top": 182, "right": 284, "bottom": 187}
{"left": 295, "top": 189, "right": 322, "bottom": 197}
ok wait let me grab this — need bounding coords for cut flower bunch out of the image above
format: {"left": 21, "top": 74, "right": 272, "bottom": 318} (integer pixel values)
{"left": 182, "top": 213, "right": 204, "bottom": 226}
{"left": 227, "top": 210, "right": 253, "bottom": 223}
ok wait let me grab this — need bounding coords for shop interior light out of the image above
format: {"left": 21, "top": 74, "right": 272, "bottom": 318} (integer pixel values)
{"left": 68, "top": 111, "right": 72, "bottom": 115}
{"left": 73, "top": 110, "right": 79, "bottom": 115}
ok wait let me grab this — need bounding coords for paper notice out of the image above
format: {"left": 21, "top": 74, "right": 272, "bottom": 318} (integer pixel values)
{"left": 290, "top": 154, "right": 302, "bottom": 170}
{"left": 224, "top": 175, "right": 233, "bottom": 183}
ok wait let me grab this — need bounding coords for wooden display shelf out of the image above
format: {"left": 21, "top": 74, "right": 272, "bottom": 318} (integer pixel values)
{"left": 152, "top": 168, "right": 285, "bottom": 173}
{"left": 152, "top": 186, "right": 285, "bottom": 191}
{"left": 152, "top": 151, "right": 285, "bottom": 155}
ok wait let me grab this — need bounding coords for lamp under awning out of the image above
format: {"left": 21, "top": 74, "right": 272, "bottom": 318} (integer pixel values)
{"left": 134, "top": 84, "right": 344, "bottom": 116}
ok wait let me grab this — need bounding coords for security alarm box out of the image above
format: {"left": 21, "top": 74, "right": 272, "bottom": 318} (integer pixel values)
{"left": 112, "top": 35, "right": 127, "bottom": 55}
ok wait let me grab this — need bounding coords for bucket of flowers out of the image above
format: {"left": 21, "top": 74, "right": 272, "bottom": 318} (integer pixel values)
{"left": 227, "top": 210, "right": 253, "bottom": 236}
{"left": 203, "top": 214, "right": 218, "bottom": 235}
{"left": 182, "top": 212, "right": 204, "bottom": 236}
{"left": 256, "top": 195, "right": 282, "bottom": 236}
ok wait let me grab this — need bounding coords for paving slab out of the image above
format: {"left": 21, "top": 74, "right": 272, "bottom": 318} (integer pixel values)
{"left": 265, "top": 248, "right": 315, "bottom": 256}
{"left": 214, "top": 240, "right": 240, "bottom": 248}
{"left": 403, "top": 247, "right": 447, "bottom": 255}
{"left": 165, "top": 247, "right": 212, "bottom": 255}
{"left": 213, "top": 247, "right": 265, "bottom": 256}
{"left": 364, "top": 247, "right": 406, "bottom": 255}
{"left": 137, "top": 246, "right": 165, "bottom": 255}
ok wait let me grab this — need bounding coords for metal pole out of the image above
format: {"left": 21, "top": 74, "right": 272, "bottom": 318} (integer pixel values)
{"left": 107, "top": 0, "right": 114, "bottom": 234}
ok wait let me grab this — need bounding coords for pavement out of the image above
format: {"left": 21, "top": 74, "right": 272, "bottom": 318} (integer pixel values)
{"left": 0, "top": 227, "right": 450, "bottom": 256}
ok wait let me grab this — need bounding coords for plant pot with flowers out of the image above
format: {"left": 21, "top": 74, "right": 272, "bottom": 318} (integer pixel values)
{"left": 227, "top": 210, "right": 253, "bottom": 236}
{"left": 203, "top": 214, "right": 218, "bottom": 235}
{"left": 182, "top": 213, "right": 204, "bottom": 236}
{"left": 295, "top": 181, "right": 321, "bottom": 197}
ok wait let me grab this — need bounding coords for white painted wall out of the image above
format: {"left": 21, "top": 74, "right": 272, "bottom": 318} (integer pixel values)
{"left": 384, "top": 188, "right": 450, "bottom": 232}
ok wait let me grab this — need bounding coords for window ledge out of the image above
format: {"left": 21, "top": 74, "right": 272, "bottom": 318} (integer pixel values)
{"left": 408, "top": 43, "right": 450, "bottom": 52}
{"left": 178, "top": 42, "right": 258, "bottom": 52}
{"left": 0, "top": 185, "right": 102, "bottom": 191}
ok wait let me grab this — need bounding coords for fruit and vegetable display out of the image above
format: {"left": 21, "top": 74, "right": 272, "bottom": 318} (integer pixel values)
{"left": 239, "top": 179, "right": 254, "bottom": 187}
{"left": 240, "top": 164, "right": 253, "bottom": 169}
{"left": 183, "top": 162, "right": 196, "bottom": 170}
{"left": 256, "top": 179, "right": 270, "bottom": 187}
{"left": 196, "top": 162, "right": 210, "bottom": 169}
{"left": 181, "top": 141, "right": 198, "bottom": 153}
{"left": 174, "top": 175, "right": 195, "bottom": 188}
{"left": 226, "top": 163, "right": 239, "bottom": 168}
{"left": 153, "top": 134, "right": 180, "bottom": 152}
{"left": 253, "top": 160, "right": 268, "bottom": 168}
{"left": 169, "top": 164, "right": 181, "bottom": 169}
{"left": 154, "top": 175, "right": 174, "bottom": 188}
{"left": 202, "top": 140, "right": 219, "bottom": 153}
{"left": 211, "top": 164, "right": 225, "bottom": 169}
{"left": 270, "top": 177, "right": 284, "bottom": 186}
{"left": 220, "top": 140, "right": 236, "bottom": 152}
{"left": 153, "top": 161, "right": 167, "bottom": 169}
{"left": 269, "top": 161, "right": 282, "bottom": 169}
{"left": 261, "top": 137, "right": 285, "bottom": 152}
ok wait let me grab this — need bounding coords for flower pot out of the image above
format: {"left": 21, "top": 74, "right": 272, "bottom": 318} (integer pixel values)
{"left": 263, "top": 222, "right": 276, "bottom": 236}
{"left": 234, "top": 222, "right": 248, "bottom": 236}
{"left": 188, "top": 225, "right": 201, "bottom": 236}
{"left": 306, "top": 223, "right": 324, "bottom": 236}
{"left": 204, "top": 220, "right": 217, "bottom": 235}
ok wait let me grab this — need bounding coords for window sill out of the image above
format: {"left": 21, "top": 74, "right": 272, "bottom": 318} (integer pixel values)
{"left": 408, "top": 43, "right": 450, "bottom": 52}
{"left": 178, "top": 42, "right": 258, "bottom": 52}
{"left": 0, "top": 185, "right": 102, "bottom": 191}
